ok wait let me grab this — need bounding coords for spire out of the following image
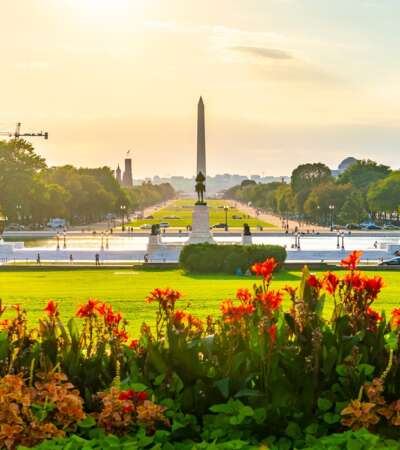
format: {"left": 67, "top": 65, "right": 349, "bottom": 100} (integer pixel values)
{"left": 198, "top": 96, "right": 204, "bottom": 105}
{"left": 197, "top": 96, "right": 206, "bottom": 178}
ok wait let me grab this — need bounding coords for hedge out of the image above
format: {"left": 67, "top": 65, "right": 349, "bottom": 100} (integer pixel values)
{"left": 179, "top": 243, "right": 286, "bottom": 274}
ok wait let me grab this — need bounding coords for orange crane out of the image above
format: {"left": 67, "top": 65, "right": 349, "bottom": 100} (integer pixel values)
{"left": 0, "top": 122, "right": 48, "bottom": 140}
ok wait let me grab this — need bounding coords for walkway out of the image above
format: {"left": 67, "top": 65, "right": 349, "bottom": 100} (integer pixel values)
{"left": 230, "top": 200, "right": 328, "bottom": 232}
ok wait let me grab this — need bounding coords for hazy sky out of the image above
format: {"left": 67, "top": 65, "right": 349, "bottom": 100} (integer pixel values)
{"left": 1, "top": 0, "right": 400, "bottom": 177}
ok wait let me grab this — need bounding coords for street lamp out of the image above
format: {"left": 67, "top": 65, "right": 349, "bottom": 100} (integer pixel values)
{"left": 336, "top": 231, "right": 340, "bottom": 249}
{"left": 56, "top": 232, "right": 60, "bottom": 250}
{"left": 224, "top": 205, "right": 229, "bottom": 232}
{"left": 120, "top": 205, "right": 127, "bottom": 232}
{"left": 329, "top": 205, "right": 335, "bottom": 231}
{"left": 16, "top": 204, "right": 22, "bottom": 223}
{"left": 341, "top": 232, "right": 345, "bottom": 250}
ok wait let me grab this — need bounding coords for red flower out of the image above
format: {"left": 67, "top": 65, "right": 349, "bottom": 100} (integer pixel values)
{"left": 122, "top": 405, "right": 134, "bottom": 414}
{"left": 283, "top": 285, "right": 297, "bottom": 298}
{"left": 391, "top": 308, "right": 400, "bottom": 327}
{"left": 44, "top": 299, "right": 58, "bottom": 316}
{"left": 268, "top": 324, "right": 277, "bottom": 343}
{"left": 76, "top": 298, "right": 101, "bottom": 318}
{"left": 236, "top": 288, "right": 252, "bottom": 303}
{"left": 251, "top": 258, "right": 278, "bottom": 281}
{"left": 307, "top": 274, "right": 322, "bottom": 290}
{"left": 363, "top": 276, "right": 384, "bottom": 300}
{"left": 220, "top": 300, "right": 254, "bottom": 323}
{"left": 0, "top": 319, "right": 9, "bottom": 329}
{"left": 367, "top": 307, "right": 383, "bottom": 322}
{"left": 256, "top": 291, "right": 283, "bottom": 312}
{"left": 340, "top": 250, "right": 363, "bottom": 270}
{"left": 323, "top": 272, "right": 340, "bottom": 295}
{"left": 145, "top": 288, "right": 182, "bottom": 310}
{"left": 113, "top": 329, "right": 129, "bottom": 342}
{"left": 118, "top": 389, "right": 148, "bottom": 403}
{"left": 344, "top": 272, "right": 363, "bottom": 290}
{"left": 105, "top": 306, "right": 123, "bottom": 326}
{"left": 172, "top": 309, "right": 187, "bottom": 327}
{"left": 129, "top": 339, "right": 139, "bottom": 350}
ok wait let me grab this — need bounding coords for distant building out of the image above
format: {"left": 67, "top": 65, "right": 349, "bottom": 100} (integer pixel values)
{"left": 122, "top": 158, "right": 133, "bottom": 187}
{"left": 115, "top": 165, "right": 122, "bottom": 184}
{"left": 332, "top": 157, "right": 358, "bottom": 177}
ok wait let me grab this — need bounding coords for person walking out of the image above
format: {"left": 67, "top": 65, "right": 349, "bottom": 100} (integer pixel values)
{"left": 95, "top": 253, "right": 100, "bottom": 266}
{"left": 36, "top": 253, "right": 41, "bottom": 265}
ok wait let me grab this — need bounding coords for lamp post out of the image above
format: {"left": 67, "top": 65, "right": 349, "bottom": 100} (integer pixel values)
{"left": 341, "top": 232, "right": 345, "bottom": 250}
{"left": 224, "top": 205, "right": 229, "bottom": 232}
{"left": 120, "top": 205, "right": 127, "bottom": 232}
{"left": 329, "top": 205, "right": 335, "bottom": 231}
{"left": 56, "top": 232, "right": 60, "bottom": 250}
{"left": 105, "top": 231, "right": 109, "bottom": 250}
{"left": 100, "top": 232, "right": 104, "bottom": 251}
{"left": 16, "top": 204, "right": 22, "bottom": 223}
{"left": 63, "top": 232, "right": 67, "bottom": 249}
{"left": 336, "top": 231, "right": 340, "bottom": 249}
{"left": 297, "top": 232, "right": 301, "bottom": 250}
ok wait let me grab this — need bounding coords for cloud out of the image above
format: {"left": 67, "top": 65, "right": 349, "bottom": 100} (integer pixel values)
{"left": 230, "top": 46, "right": 293, "bottom": 60}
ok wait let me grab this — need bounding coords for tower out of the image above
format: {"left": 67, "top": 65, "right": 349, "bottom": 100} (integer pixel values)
{"left": 197, "top": 96, "right": 206, "bottom": 178}
{"left": 116, "top": 164, "right": 122, "bottom": 184}
{"left": 122, "top": 158, "right": 133, "bottom": 187}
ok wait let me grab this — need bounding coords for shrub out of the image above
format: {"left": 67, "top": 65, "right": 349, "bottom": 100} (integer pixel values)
{"left": 179, "top": 243, "right": 286, "bottom": 274}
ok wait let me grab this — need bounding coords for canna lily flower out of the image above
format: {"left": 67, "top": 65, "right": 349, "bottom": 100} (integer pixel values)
{"left": 44, "top": 299, "right": 58, "bottom": 316}
{"left": 323, "top": 272, "right": 340, "bottom": 295}
{"left": 362, "top": 276, "right": 384, "bottom": 300}
{"left": 267, "top": 324, "right": 277, "bottom": 343}
{"left": 113, "top": 328, "right": 129, "bottom": 341}
{"left": 367, "top": 307, "right": 383, "bottom": 322}
{"left": 307, "top": 274, "right": 322, "bottom": 290}
{"left": 236, "top": 288, "right": 252, "bottom": 303}
{"left": 251, "top": 258, "right": 278, "bottom": 281}
{"left": 340, "top": 250, "right": 363, "bottom": 271}
{"left": 283, "top": 285, "right": 297, "bottom": 298}
{"left": 129, "top": 339, "right": 139, "bottom": 350}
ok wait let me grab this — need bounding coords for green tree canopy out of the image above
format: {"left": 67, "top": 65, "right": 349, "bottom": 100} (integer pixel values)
{"left": 368, "top": 171, "right": 400, "bottom": 213}
{"left": 338, "top": 159, "right": 390, "bottom": 190}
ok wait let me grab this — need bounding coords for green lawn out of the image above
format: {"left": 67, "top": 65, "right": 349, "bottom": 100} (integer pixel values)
{"left": 128, "top": 199, "right": 273, "bottom": 229}
{"left": 0, "top": 268, "right": 399, "bottom": 336}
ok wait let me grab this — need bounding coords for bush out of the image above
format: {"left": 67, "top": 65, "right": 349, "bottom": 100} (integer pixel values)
{"left": 179, "top": 243, "right": 287, "bottom": 274}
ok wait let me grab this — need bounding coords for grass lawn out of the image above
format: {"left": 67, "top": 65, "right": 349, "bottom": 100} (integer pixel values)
{"left": 128, "top": 199, "right": 273, "bottom": 229}
{"left": 0, "top": 268, "right": 399, "bottom": 335}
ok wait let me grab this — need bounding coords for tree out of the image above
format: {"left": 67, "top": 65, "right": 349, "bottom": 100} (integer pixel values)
{"left": 338, "top": 191, "right": 368, "bottom": 224}
{"left": 291, "top": 163, "right": 332, "bottom": 214}
{"left": 368, "top": 172, "right": 400, "bottom": 215}
{"left": 338, "top": 159, "right": 390, "bottom": 190}
{"left": 291, "top": 163, "right": 332, "bottom": 194}
{"left": 304, "top": 182, "right": 353, "bottom": 224}
{"left": 0, "top": 139, "right": 46, "bottom": 221}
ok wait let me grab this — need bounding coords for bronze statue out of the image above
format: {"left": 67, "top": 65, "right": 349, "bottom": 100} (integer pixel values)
{"left": 195, "top": 171, "right": 206, "bottom": 205}
{"left": 151, "top": 224, "right": 160, "bottom": 236}
{"left": 243, "top": 223, "right": 251, "bottom": 236}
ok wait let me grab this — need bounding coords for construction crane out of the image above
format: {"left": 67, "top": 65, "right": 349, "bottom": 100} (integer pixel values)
{"left": 0, "top": 122, "right": 48, "bottom": 140}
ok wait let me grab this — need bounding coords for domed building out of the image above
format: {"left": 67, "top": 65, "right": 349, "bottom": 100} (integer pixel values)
{"left": 332, "top": 157, "right": 358, "bottom": 176}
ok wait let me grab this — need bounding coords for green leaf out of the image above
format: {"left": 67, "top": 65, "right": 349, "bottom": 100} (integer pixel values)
{"left": 323, "top": 412, "right": 341, "bottom": 424}
{"left": 214, "top": 378, "right": 230, "bottom": 399}
{"left": 385, "top": 332, "right": 399, "bottom": 351}
{"left": 78, "top": 416, "right": 96, "bottom": 429}
{"left": 285, "top": 421, "right": 302, "bottom": 440}
{"left": 358, "top": 364, "right": 375, "bottom": 377}
{"left": 317, "top": 398, "right": 333, "bottom": 412}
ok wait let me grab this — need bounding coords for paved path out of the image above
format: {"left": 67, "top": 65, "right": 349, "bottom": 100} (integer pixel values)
{"left": 230, "top": 200, "right": 328, "bottom": 232}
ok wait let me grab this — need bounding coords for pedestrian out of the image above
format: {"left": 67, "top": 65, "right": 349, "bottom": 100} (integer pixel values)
{"left": 95, "top": 253, "right": 100, "bottom": 266}
{"left": 69, "top": 254, "right": 73, "bottom": 263}
{"left": 36, "top": 253, "right": 41, "bottom": 265}
{"left": 144, "top": 253, "right": 149, "bottom": 263}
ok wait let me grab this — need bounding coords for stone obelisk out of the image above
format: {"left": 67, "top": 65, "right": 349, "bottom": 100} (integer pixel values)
{"left": 197, "top": 97, "right": 206, "bottom": 177}
{"left": 188, "top": 96, "right": 215, "bottom": 245}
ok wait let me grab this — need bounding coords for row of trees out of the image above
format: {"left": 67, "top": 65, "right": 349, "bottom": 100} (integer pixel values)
{"left": 0, "top": 139, "right": 175, "bottom": 225}
{"left": 225, "top": 159, "right": 399, "bottom": 226}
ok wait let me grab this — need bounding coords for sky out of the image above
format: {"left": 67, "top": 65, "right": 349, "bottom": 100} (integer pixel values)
{"left": 1, "top": 0, "right": 400, "bottom": 178}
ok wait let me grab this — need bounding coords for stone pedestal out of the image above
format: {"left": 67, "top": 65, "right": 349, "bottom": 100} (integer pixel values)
{"left": 147, "top": 234, "right": 162, "bottom": 252}
{"left": 187, "top": 204, "right": 215, "bottom": 245}
{"left": 241, "top": 234, "right": 253, "bottom": 246}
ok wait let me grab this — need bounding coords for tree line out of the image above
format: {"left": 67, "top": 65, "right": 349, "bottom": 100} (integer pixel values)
{"left": 0, "top": 139, "right": 175, "bottom": 225}
{"left": 225, "top": 159, "right": 399, "bottom": 226}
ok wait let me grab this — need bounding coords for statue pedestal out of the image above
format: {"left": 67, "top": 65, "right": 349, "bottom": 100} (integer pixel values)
{"left": 147, "top": 234, "right": 162, "bottom": 252}
{"left": 187, "top": 204, "right": 215, "bottom": 245}
{"left": 242, "top": 234, "right": 253, "bottom": 246}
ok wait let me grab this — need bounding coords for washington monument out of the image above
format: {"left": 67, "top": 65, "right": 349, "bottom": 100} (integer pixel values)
{"left": 196, "top": 96, "right": 206, "bottom": 177}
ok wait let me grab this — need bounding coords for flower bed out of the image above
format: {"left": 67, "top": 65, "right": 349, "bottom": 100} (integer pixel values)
{"left": 0, "top": 251, "right": 400, "bottom": 448}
